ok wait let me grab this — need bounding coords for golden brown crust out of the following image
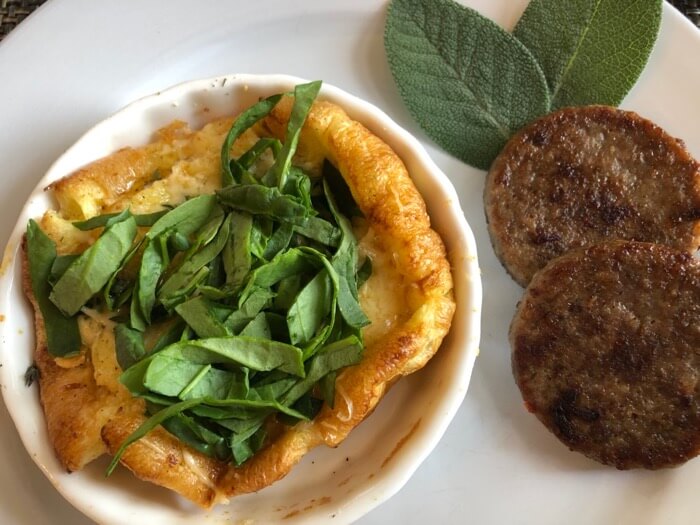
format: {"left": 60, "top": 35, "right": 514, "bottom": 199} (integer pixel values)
{"left": 485, "top": 105, "right": 700, "bottom": 286}
{"left": 101, "top": 413, "right": 223, "bottom": 507}
{"left": 21, "top": 237, "right": 142, "bottom": 472}
{"left": 50, "top": 147, "right": 156, "bottom": 220}
{"left": 23, "top": 96, "right": 455, "bottom": 507}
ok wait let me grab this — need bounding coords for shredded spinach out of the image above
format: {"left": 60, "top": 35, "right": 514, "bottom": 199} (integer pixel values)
{"left": 25, "top": 220, "right": 81, "bottom": 357}
{"left": 27, "top": 80, "right": 372, "bottom": 471}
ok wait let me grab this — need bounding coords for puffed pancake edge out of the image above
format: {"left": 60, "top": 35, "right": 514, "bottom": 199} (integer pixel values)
{"left": 23, "top": 96, "right": 455, "bottom": 507}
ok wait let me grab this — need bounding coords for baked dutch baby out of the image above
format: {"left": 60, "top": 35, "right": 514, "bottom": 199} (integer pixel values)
{"left": 23, "top": 82, "right": 455, "bottom": 507}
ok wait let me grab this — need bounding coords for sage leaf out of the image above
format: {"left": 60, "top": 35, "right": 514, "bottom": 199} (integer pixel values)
{"left": 136, "top": 238, "right": 166, "bottom": 324}
{"left": 384, "top": 0, "right": 549, "bottom": 170}
{"left": 294, "top": 217, "right": 341, "bottom": 247}
{"left": 158, "top": 214, "right": 231, "bottom": 302}
{"left": 237, "top": 137, "right": 282, "bottom": 170}
{"left": 160, "top": 413, "right": 229, "bottom": 460}
{"left": 231, "top": 426, "right": 265, "bottom": 465}
{"left": 514, "top": 0, "right": 662, "bottom": 109}
{"left": 223, "top": 211, "right": 253, "bottom": 290}
{"left": 239, "top": 312, "right": 272, "bottom": 339}
{"left": 104, "top": 238, "right": 143, "bottom": 311}
{"left": 144, "top": 356, "right": 206, "bottom": 397}
{"left": 50, "top": 216, "right": 137, "bottom": 316}
{"left": 49, "top": 254, "right": 79, "bottom": 284}
{"left": 323, "top": 180, "right": 369, "bottom": 328}
{"left": 224, "top": 287, "right": 275, "bottom": 334}
{"left": 262, "top": 223, "right": 294, "bottom": 261}
{"left": 237, "top": 248, "right": 317, "bottom": 306}
{"left": 25, "top": 220, "right": 81, "bottom": 357}
{"left": 178, "top": 364, "right": 214, "bottom": 399}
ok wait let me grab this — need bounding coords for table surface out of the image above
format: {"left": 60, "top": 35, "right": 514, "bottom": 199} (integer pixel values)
{"left": 0, "top": 0, "right": 699, "bottom": 39}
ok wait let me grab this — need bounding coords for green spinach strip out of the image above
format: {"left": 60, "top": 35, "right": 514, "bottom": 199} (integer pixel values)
{"left": 26, "top": 80, "right": 373, "bottom": 470}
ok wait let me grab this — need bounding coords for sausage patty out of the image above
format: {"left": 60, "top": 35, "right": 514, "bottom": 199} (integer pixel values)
{"left": 485, "top": 105, "right": 700, "bottom": 286}
{"left": 511, "top": 240, "right": 700, "bottom": 469}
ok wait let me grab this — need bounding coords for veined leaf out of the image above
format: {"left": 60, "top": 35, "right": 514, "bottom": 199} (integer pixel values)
{"left": 158, "top": 214, "right": 231, "bottom": 302}
{"left": 323, "top": 180, "right": 369, "bottom": 328}
{"left": 224, "top": 287, "right": 275, "bottom": 334}
{"left": 384, "top": 0, "right": 549, "bottom": 170}
{"left": 281, "top": 336, "right": 363, "bottom": 406}
{"left": 223, "top": 211, "right": 253, "bottom": 290}
{"left": 175, "top": 296, "right": 230, "bottom": 338}
{"left": 514, "top": 0, "right": 662, "bottom": 109}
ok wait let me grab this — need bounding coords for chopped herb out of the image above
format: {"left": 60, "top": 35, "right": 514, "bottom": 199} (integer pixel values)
{"left": 26, "top": 80, "right": 372, "bottom": 472}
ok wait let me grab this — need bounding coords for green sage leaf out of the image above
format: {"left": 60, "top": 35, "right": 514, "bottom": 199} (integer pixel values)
{"left": 514, "top": 0, "right": 662, "bottom": 109}
{"left": 73, "top": 209, "right": 168, "bottom": 231}
{"left": 287, "top": 269, "right": 334, "bottom": 346}
{"left": 384, "top": 0, "right": 549, "bottom": 169}
{"left": 281, "top": 336, "right": 363, "bottom": 406}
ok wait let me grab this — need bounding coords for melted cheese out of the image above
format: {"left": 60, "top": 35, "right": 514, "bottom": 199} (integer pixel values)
{"left": 334, "top": 382, "right": 353, "bottom": 423}
{"left": 358, "top": 226, "right": 410, "bottom": 348}
{"left": 182, "top": 449, "right": 218, "bottom": 492}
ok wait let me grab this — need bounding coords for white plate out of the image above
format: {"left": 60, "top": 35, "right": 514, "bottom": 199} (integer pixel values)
{"left": 0, "top": 1, "right": 698, "bottom": 524}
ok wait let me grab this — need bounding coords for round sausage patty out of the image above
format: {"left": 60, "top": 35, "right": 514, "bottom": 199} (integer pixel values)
{"left": 485, "top": 105, "right": 700, "bottom": 286}
{"left": 511, "top": 240, "right": 700, "bottom": 469}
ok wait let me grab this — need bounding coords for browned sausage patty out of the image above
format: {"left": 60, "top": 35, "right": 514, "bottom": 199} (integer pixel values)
{"left": 485, "top": 106, "right": 700, "bottom": 286}
{"left": 511, "top": 240, "right": 700, "bottom": 469}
